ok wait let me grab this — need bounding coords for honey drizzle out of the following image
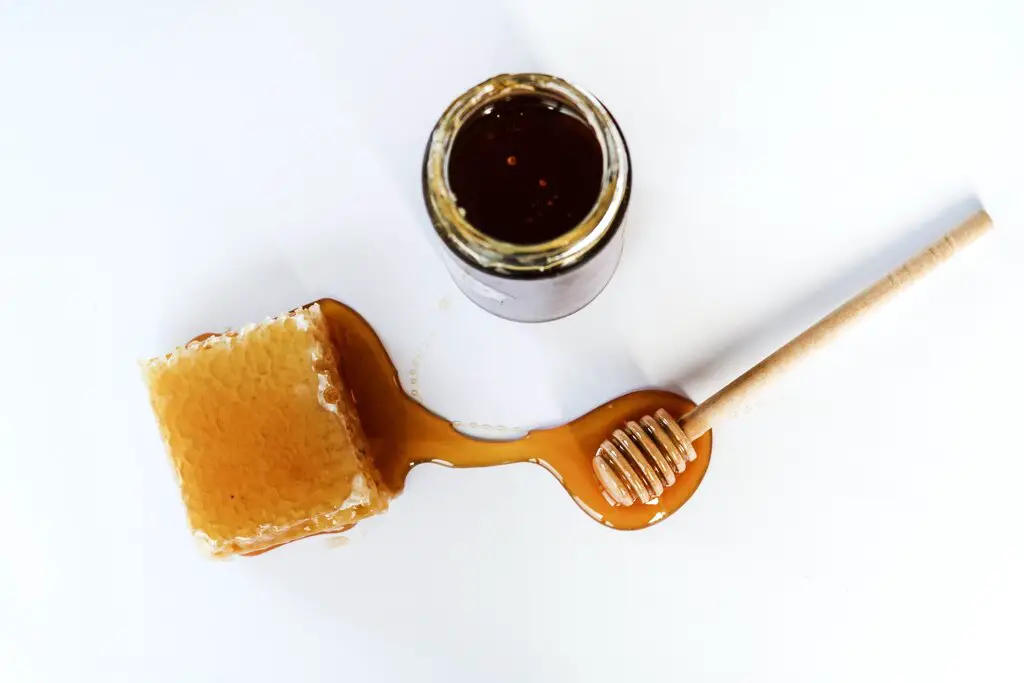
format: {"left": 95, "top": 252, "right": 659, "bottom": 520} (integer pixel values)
{"left": 319, "top": 299, "right": 712, "bottom": 531}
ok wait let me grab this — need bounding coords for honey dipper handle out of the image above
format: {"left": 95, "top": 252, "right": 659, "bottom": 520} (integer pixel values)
{"left": 680, "top": 209, "right": 993, "bottom": 440}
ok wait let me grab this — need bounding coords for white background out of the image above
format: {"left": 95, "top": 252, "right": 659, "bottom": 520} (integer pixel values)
{"left": 2, "top": 1, "right": 1023, "bottom": 681}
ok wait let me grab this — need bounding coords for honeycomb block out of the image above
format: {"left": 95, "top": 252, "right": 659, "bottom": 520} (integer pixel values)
{"left": 143, "top": 304, "right": 388, "bottom": 557}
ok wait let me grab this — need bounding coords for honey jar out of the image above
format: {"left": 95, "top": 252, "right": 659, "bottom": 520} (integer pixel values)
{"left": 423, "top": 73, "right": 631, "bottom": 322}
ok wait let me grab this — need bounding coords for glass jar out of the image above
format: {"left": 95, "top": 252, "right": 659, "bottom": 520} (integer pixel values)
{"left": 423, "top": 73, "right": 631, "bottom": 322}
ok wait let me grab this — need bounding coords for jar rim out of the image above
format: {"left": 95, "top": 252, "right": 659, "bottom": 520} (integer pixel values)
{"left": 423, "top": 73, "right": 630, "bottom": 276}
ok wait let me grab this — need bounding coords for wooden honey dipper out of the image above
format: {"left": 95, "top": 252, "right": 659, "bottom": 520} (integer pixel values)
{"left": 593, "top": 209, "right": 993, "bottom": 506}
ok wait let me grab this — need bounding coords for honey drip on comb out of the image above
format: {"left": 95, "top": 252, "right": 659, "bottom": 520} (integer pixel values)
{"left": 318, "top": 298, "right": 712, "bottom": 531}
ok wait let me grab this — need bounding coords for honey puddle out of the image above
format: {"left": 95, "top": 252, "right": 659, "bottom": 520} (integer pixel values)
{"left": 319, "top": 298, "right": 712, "bottom": 531}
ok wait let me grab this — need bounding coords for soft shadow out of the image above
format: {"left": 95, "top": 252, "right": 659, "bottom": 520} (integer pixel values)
{"left": 670, "top": 197, "right": 984, "bottom": 394}
{"left": 152, "top": 211, "right": 453, "bottom": 354}
{"left": 154, "top": 257, "right": 312, "bottom": 350}
{"left": 330, "top": 1, "right": 541, "bottom": 218}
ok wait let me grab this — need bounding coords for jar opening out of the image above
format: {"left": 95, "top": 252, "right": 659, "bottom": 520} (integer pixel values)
{"left": 424, "top": 73, "right": 630, "bottom": 276}
{"left": 446, "top": 94, "right": 603, "bottom": 247}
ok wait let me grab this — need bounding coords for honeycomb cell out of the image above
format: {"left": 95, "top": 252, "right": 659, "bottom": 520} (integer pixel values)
{"left": 142, "top": 304, "right": 388, "bottom": 557}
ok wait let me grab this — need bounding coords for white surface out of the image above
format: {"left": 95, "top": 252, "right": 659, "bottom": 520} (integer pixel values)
{"left": 1, "top": 1, "right": 1023, "bottom": 681}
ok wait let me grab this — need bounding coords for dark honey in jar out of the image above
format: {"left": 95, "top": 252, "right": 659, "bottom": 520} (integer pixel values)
{"left": 447, "top": 94, "right": 604, "bottom": 246}
{"left": 424, "top": 73, "right": 631, "bottom": 322}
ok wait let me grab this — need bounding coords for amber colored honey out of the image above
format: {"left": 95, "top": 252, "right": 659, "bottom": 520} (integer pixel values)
{"left": 147, "top": 306, "right": 387, "bottom": 557}
{"left": 319, "top": 298, "right": 712, "bottom": 531}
